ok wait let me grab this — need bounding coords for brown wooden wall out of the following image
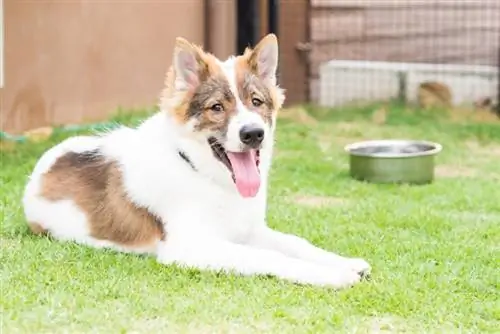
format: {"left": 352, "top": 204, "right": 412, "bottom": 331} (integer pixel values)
{"left": 0, "top": 0, "right": 236, "bottom": 134}
{"left": 278, "top": 0, "right": 310, "bottom": 106}
{"left": 309, "top": 0, "right": 500, "bottom": 102}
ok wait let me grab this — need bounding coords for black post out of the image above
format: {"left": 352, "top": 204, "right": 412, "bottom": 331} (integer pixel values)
{"left": 237, "top": 0, "right": 258, "bottom": 54}
{"left": 268, "top": 0, "right": 278, "bottom": 36}
{"left": 203, "top": 0, "right": 211, "bottom": 52}
{"left": 497, "top": 41, "right": 500, "bottom": 116}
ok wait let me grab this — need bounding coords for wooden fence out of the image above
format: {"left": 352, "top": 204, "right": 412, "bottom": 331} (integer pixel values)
{"left": 309, "top": 0, "right": 500, "bottom": 102}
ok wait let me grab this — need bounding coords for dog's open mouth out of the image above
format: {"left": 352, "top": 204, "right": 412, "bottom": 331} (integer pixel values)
{"left": 208, "top": 137, "right": 261, "bottom": 198}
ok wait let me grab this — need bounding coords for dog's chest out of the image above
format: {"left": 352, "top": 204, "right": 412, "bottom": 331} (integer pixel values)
{"left": 119, "top": 139, "right": 266, "bottom": 242}
{"left": 202, "top": 191, "right": 262, "bottom": 242}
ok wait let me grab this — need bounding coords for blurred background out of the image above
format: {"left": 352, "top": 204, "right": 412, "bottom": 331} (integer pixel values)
{"left": 1, "top": 0, "right": 499, "bottom": 134}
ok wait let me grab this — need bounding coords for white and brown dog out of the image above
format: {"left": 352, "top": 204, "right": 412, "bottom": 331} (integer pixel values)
{"left": 23, "top": 34, "right": 370, "bottom": 289}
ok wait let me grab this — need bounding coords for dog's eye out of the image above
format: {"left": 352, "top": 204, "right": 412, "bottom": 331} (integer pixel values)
{"left": 211, "top": 103, "right": 224, "bottom": 112}
{"left": 252, "top": 98, "right": 263, "bottom": 107}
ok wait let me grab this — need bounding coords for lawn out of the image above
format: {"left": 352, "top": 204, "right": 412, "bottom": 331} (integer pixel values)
{"left": 1, "top": 103, "right": 499, "bottom": 333}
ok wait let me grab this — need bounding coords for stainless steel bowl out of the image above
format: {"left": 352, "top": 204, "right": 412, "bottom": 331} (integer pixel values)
{"left": 344, "top": 139, "right": 443, "bottom": 184}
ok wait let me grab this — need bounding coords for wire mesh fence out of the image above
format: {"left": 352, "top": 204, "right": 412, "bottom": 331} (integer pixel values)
{"left": 283, "top": 0, "right": 500, "bottom": 114}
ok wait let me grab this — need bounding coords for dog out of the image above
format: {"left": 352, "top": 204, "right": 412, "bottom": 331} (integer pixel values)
{"left": 22, "top": 34, "right": 370, "bottom": 289}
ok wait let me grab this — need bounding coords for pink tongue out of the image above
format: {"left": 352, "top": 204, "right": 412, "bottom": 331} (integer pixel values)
{"left": 226, "top": 150, "right": 261, "bottom": 198}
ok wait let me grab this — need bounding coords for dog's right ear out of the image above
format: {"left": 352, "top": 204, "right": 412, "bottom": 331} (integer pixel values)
{"left": 248, "top": 34, "right": 279, "bottom": 85}
{"left": 173, "top": 37, "right": 206, "bottom": 91}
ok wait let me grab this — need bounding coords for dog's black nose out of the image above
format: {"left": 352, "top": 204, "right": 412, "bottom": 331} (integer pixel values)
{"left": 239, "top": 124, "right": 265, "bottom": 148}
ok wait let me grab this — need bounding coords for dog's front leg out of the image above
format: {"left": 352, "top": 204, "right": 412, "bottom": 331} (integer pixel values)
{"left": 248, "top": 226, "right": 371, "bottom": 276}
{"left": 156, "top": 237, "right": 362, "bottom": 289}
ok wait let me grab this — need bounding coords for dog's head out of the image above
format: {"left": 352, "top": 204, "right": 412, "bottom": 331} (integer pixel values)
{"left": 162, "top": 34, "right": 285, "bottom": 198}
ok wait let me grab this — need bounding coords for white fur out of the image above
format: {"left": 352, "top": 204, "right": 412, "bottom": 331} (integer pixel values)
{"left": 22, "top": 37, "right": 371, "bottom": 289}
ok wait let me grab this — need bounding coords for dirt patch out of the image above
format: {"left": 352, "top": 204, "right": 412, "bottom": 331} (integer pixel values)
{"left": 343, "top": 316, "right": 458, "bottom": 333}
{"left": 435, "top": 165, "right": 477, "bottom": 178}
{"left": 129, "top": 320, "right": 273, "bottom": 334}
{"left": 278, "top": 107, "right": 318, "bottom": 126}
{"left": 371, "top": 107, "right": 388, "bottom": 125}
{"left": 465, "top": 141, "right": 500, "bottom": 157}
{"left": 292, "top": 195, "right": 349, "bottom": 208}
{"left": 448, "top": 106, "right": 499, "bottom": 124}
{"left": 24, "top": 126, "right": 54, "bottom": 142}
{"left": 446, "top": 211, "right": 500, "bottom": 224}
{"left": 0, "top": 141, "right": 17, "bottom": 152}
{"left": 335, "top": 121, "right": 359, "bottom": 131}
{"left": 0, "top": 238, "right": 23, "bottom": 250}
{"left": 485, "top": 146, "right": 500, "bottom": 157}
{"left": 364, "top": 316, "right": 409, "bottom": 333}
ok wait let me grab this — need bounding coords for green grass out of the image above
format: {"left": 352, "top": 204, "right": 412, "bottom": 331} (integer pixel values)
{"left": 1, "top": 103, "right": 499, "bottom": 333}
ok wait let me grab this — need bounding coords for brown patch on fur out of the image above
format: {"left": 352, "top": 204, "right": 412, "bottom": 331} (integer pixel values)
{"left": 234, "top": 36, "right": 282, "bottom": 124}
{"left": 28, "top": 222, "right": 47, "bottom": 235}
{"left": 235, "top": 56, "right": 274, "bottom": 124}
{"left": 417, "top": 81, "right": 453, "bottom": 109}
{"left": 293, "top": 195, "right": 349, "bottom": 208}
{"left": 40, "top": 150, "right": 165, "bottom": 248}
{"left": 161, "top": 38, "right": 238, "bottom": 136}
{"left": 189, "top": 75, "right": 237, "bottom": 134}
{"left": 161, "top": 39, "right": 227, "bottom": 122}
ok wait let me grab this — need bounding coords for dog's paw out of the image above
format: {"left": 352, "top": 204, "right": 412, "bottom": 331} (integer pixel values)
{"left": 329, "top": 269, "right": 363, "bottom": 289}
{"left": 344, "top": 258, "right": 371, "bottom": 278}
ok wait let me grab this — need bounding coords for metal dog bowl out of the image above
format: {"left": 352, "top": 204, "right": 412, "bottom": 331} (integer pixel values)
{"left": 344, "top": 139, "right": 443, "bottom": 184}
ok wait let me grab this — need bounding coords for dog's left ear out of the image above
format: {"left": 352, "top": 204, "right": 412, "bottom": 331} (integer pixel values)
{"left": 248, "top": 34, "right": 279, "bottom": 84}
{"left": 173, "top": 37, "right": 207, "bottom": 91}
